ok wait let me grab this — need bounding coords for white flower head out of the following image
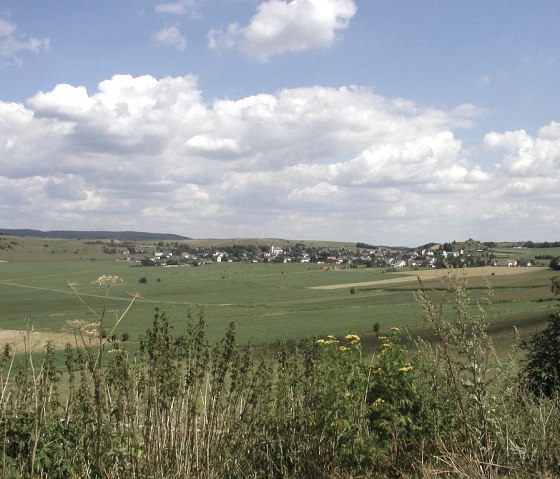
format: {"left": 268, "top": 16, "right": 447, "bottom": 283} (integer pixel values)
{"left": 93, "top": 275, "right": 124, "bottom": 287}
{"left": 66, "top": 319, "right": 86, "bottom": 330}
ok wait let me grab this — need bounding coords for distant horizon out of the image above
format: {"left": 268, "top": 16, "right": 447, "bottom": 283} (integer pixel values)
{"left": 1, "top": 227, "right": 558, "bottom": 250}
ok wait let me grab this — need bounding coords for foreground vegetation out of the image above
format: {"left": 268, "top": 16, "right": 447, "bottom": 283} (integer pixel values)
{"left": 1, "top": 271, "right": 559, "bottom": 478}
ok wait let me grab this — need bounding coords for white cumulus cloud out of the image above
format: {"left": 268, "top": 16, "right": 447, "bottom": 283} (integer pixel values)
{"left": 485, "top": 121, "right": 560, "bottom": 177}
{"left": 208, "top": 0, "right": 357, "bottom": 61}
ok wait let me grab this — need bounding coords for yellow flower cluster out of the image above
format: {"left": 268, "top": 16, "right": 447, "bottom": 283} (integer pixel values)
{"left": 372, "top": 397, "right": 385, "bottom": 407}
{"left": 315, "top": 336, "right": 339, "bottom": 346}
{"left": 344, "top": 334, "right": 360, "bottom": 344}
{"left": 316, "top": 334, "right": 361, "bottom": 347}
{"left": 388, "top": 327, "right": 400, "bottom": 333}
{"left": 398, "top": 363, "right": 414, "bottom": 373}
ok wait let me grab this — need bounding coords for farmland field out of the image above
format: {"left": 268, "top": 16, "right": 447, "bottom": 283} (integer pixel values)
{"left": 1, "top": 257, "right": 558, "bottom": 352}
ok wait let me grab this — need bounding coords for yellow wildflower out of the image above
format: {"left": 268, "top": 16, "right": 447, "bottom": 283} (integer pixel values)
{"left": 326, "top": 335, "right": 336, "bottom": 340}
{"left": 398, "top": 363, "right": 414, "bottom": 373}
{"left": 344, "top": 334, "right": 360, "bottom": 343}
{"left": 388, "top": 327, "right": 400, "bottom": 333}
{"left": 344, "top": 390, "right": 352, "bottom": 399}
{"left": 338, "top": 346, "right": 349, "bottom": 352}
{"left": 372, "top": 398, "right": 385, "bottom": 407}
{"left": 315, "top": 339, "right": 326, "bottom": 345}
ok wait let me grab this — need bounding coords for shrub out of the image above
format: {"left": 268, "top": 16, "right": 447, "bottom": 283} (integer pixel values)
{"left": 413, "top": 269, "right": 501, "bottom": 476}
{"left": 368, "top": 328, "right": 426, "bottom": 472}
{"left": 139, "top": 277, "right": 147, "bottom": 284}
{"left": 520, "top": 276, "right": 560, "bottom": 397}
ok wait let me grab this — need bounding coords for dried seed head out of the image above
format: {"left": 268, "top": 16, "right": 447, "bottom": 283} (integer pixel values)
{"left": 93, "top": 275, "right": 123, "bottom": 287}
{"left": 83, "top": 322, "right": 101, "bottom": 338}
{"left": 66, "top": 319, "right": 86, "bottom": 330}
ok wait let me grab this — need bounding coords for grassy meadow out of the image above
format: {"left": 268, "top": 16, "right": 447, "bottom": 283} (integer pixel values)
{"left": 1, "top": 243, "right": 558, "bottom": 352}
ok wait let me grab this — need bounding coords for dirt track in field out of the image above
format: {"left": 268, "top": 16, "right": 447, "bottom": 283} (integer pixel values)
{"left": 309, "top": 266, "right": 538, "bottom": 290}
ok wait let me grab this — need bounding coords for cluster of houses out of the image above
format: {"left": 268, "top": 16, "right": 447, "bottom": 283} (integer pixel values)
{"left": 117, "top": 242, "right": 532, "bottom": 269}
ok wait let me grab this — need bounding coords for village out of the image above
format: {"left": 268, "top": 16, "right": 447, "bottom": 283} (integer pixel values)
{"left": 110, "top": 240, "right": 535, "bottom": 269}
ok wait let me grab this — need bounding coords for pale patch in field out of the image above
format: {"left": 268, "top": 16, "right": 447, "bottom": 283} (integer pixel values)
{"left": 0, "top": 329, "right": 76, "bottom": 353}
{"left": 310, "top": 266, "right": 538, "bottom": 290}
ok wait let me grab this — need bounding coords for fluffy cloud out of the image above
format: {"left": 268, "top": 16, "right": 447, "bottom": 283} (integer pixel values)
{"left": 0, "top": 74, "right": 558, "bottom": 243}
{"left": 0, "top": 17, "right": 49, "bottom": 63}
{"left": 152, "top": 25, "right": 187, "bottom": 51}
{"left": 485, "top": 121, "right": 560, "bottom": 177}
{"left": 208, "top": 0, "right": 357, "bottom": 61}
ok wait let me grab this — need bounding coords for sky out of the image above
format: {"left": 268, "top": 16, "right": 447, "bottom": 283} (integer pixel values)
{"left": 0, "top": 0, "right": 559, "bottom": 246}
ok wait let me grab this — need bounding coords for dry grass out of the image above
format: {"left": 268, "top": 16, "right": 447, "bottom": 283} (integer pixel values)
{"left": 310, "top": 266, "right": 537, "bottom": 290}
{"left": 0, "top": 328, "right": 76, "bottom": 354}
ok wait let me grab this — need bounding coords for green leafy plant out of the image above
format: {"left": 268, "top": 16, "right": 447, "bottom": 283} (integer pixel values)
{"left": 413, "top": 269, "right": 501, "bottom": 478}
{"left": 520, "top": 276, "right": 560, "bottom": 397}
{"left": 368, "top": 328, "right": 425, "bottom": 473}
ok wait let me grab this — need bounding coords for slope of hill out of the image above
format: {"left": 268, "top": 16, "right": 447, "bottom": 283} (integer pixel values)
{"left": 0, "top": 229, "right": 189, "bottom": 241}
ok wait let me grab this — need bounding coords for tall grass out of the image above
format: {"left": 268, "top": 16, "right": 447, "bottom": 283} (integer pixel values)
{"left": 0, "top": 271, "right": 559, "bottom": 478}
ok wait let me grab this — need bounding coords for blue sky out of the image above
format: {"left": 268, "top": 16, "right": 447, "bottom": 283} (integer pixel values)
{"left": 1, "top": 0, "right": 559, "bottom": 245}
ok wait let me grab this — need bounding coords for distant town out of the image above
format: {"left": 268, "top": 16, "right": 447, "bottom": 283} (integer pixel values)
{"left": 95, "top": 239, "right": 559, "bottom": 269}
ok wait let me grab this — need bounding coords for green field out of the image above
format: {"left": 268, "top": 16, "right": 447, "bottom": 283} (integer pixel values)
{"left": 1, "top": 257, "right": 558, "bottom": 349}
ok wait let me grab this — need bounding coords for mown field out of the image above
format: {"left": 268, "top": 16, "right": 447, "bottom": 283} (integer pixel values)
{"left": 1, "top": 255, "right": 558, "bottom": 353}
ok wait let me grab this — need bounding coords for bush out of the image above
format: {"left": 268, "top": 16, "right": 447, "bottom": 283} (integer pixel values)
{"left": 413, "top": 269, "right": 501, "bottom": 476}
{"left": 521, "top": 313, "right": 560, "bottom": 397}
{"left": 368, "top": 328, "right": 425, "bottom": 471}
{"left": 521, "top": 276, "right": 560, "bottom": 397}
{"left": 139, "top": 277, "right": 147, "bottom": 284}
